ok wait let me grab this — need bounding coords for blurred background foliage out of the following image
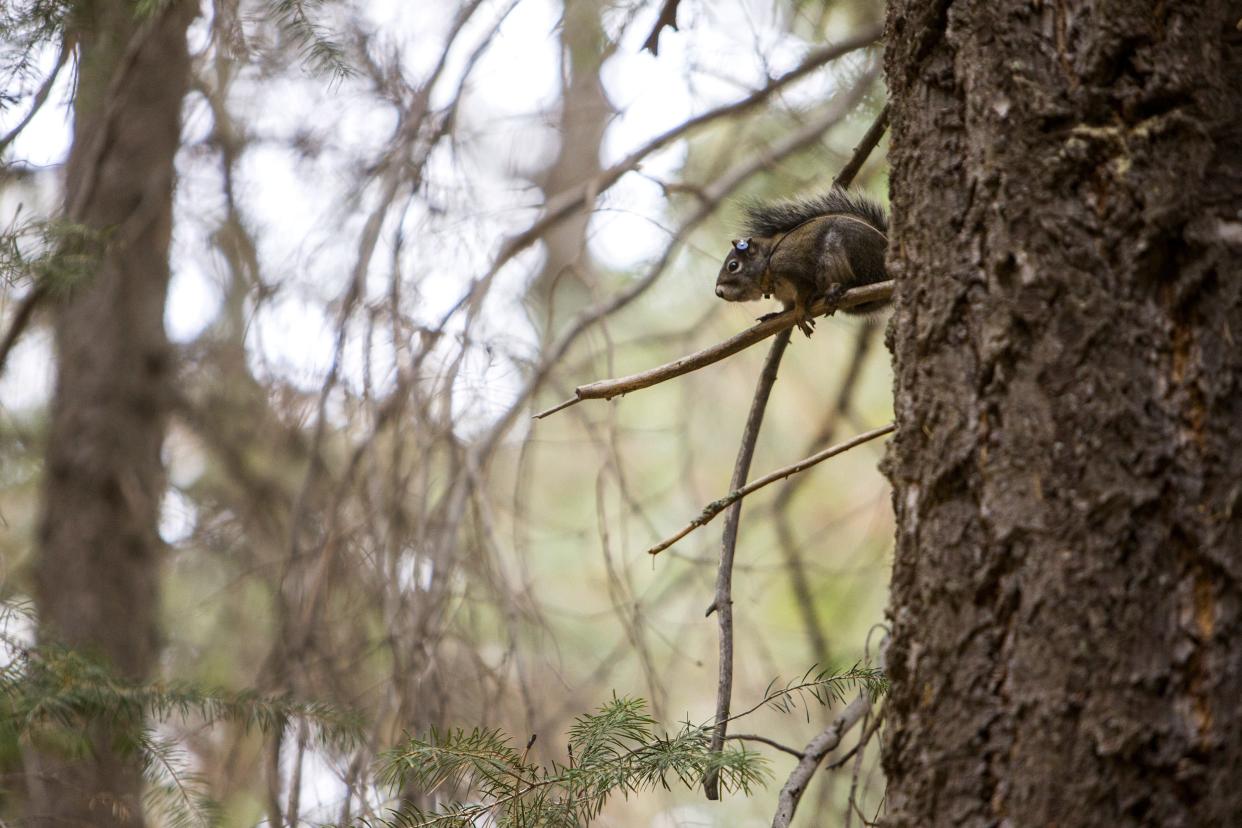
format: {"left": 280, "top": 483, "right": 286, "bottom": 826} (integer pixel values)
{"left": 1, "top": 0, "right": 891, "bottom": 823}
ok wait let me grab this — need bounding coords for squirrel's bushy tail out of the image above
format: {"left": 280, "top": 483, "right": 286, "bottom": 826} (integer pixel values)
{"left": 742, "top": 187, "right": 887, "bottom": 238}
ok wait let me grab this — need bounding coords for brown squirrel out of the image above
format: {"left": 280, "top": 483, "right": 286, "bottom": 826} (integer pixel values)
{"left": 714, "top": 188, "right": 888, "bottom": 336}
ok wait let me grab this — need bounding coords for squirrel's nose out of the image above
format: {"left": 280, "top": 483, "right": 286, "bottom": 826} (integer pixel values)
{"left": 715, "top": 286, "right": 725, "bottom": 298}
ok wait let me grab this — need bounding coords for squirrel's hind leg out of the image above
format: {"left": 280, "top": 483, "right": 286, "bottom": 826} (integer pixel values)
{"left": 819, "top": 282, "right": 847, "bottom": 315}
{"left": 816, "top": 245, "right": 856, "bottom": 317}
{"left": 791, "top": 294, "right": 816, "bottom": 337}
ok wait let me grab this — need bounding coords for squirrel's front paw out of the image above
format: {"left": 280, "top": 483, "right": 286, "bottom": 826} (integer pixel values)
{"left": 796, "top": 316, "right": 816, "bottom": 337}
{"left": 755, "top": 311, "right": 782, "bottom": 323}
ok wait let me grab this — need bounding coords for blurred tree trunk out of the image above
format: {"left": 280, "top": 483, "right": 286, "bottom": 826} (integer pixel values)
{"left": 28, "top": 2, "right": 196, "bottom": 825}
{"left": 528, "top": 0, "right": 614, "bottom": 334}
{"left": 881, "top": 2, "right": 1242, "bottom": 825}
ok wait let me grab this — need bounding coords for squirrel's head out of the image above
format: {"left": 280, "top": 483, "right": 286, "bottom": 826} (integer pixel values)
{"left": 715, "top": 238, "right": 768, "bottom": 302}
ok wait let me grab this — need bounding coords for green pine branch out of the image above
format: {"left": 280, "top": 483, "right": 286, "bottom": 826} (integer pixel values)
{"left": 0, "top": 0, "right": 70, "bottom": 87}
{"left": 0, "top": 215, "right": 115, "bottom": 293}
{"left": 2, "top": 642, "right": 363, "bottom": 746}
{"left": 372, "top": 665, "right": 887, "bottom": 828}
{"left": 0, "top": 633, "right": 363, "bottom": 827}
{"left": 268, "top": 0, "right": 354, "bottom": 82}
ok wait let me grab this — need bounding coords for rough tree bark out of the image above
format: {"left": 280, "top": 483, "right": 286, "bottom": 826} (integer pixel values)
{"left": 28, "top": 2, "right": 196, "bottom": 825}
{"left": 882, "top": 1, "right": 1241, "bottom": 825}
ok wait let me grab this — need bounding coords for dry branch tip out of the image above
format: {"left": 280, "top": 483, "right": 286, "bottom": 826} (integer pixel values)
{"left": 532, "top": 396, "right": 581, "bottom": 419}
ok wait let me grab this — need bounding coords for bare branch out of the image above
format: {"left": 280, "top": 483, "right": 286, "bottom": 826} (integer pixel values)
{"left": 647, "top": 423, "right": 894, "bottom": 557}
{"left": 824, "top": 705, "right": 885, "bottom": 772}
{"left": 532, "top": 280, "right": 893, "bottom": 419}
{"left": 770, "top": 694, "right": 872, "bottom": 828}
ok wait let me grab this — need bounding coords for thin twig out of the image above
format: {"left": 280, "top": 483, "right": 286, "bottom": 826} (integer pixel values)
{"left": 726, "top": 733, "right": 805, "bottom": 759}
{"left": 833, "top": 103, "right": 890, "bottom": 190}
{"left": 648, "top": 423, "right": 894, "bottom": 557}
{"left": 531, "top": 280, "right": 892, "bottom": 419}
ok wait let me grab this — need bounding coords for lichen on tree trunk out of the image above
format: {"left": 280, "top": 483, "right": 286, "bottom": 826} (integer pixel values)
{"left": 28, "top": 2, "right": 196, "bottom": 826}
{"left": 881, "top": 1, "right": 1242, "bottom": 824}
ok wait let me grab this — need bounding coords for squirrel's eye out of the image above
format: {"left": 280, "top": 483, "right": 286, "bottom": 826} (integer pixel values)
{"left": 727, "top": 260, "right": 741, "bottom": 273}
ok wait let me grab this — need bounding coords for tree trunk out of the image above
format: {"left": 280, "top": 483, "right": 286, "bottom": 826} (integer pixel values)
{"left": 28, "top": 2, "right": 195, "bottom": 825}
{"left": 881, "top": 2, "right": 1242, "bottom": 825}
{"left": 528, "top": 0, "right": 614, "bottom": 335}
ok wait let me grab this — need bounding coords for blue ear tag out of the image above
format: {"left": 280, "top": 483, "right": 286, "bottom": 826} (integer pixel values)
{"left": 735, "top": 240, "right": 749, "bottom": 251}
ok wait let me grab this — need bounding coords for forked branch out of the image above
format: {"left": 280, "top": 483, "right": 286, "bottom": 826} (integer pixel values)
{"left": 770, "top": 694, "right": 872, "bottom": 828}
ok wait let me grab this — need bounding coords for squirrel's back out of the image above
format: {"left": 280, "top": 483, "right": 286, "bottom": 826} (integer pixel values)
{"left": 742, "top": 188, "right": 888, "bottom": 238}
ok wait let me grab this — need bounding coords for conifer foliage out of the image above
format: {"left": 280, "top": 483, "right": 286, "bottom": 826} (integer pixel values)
{"left": 372, "top": 667, "right": 886, "bottom": 827}
{"left": 1, "top": 604, "right": 362, "bottom": 827}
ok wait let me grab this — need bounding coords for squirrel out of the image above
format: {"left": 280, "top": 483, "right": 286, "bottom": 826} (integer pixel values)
{"left": 714, "top": 188, "right": 888, "bottom": 336}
